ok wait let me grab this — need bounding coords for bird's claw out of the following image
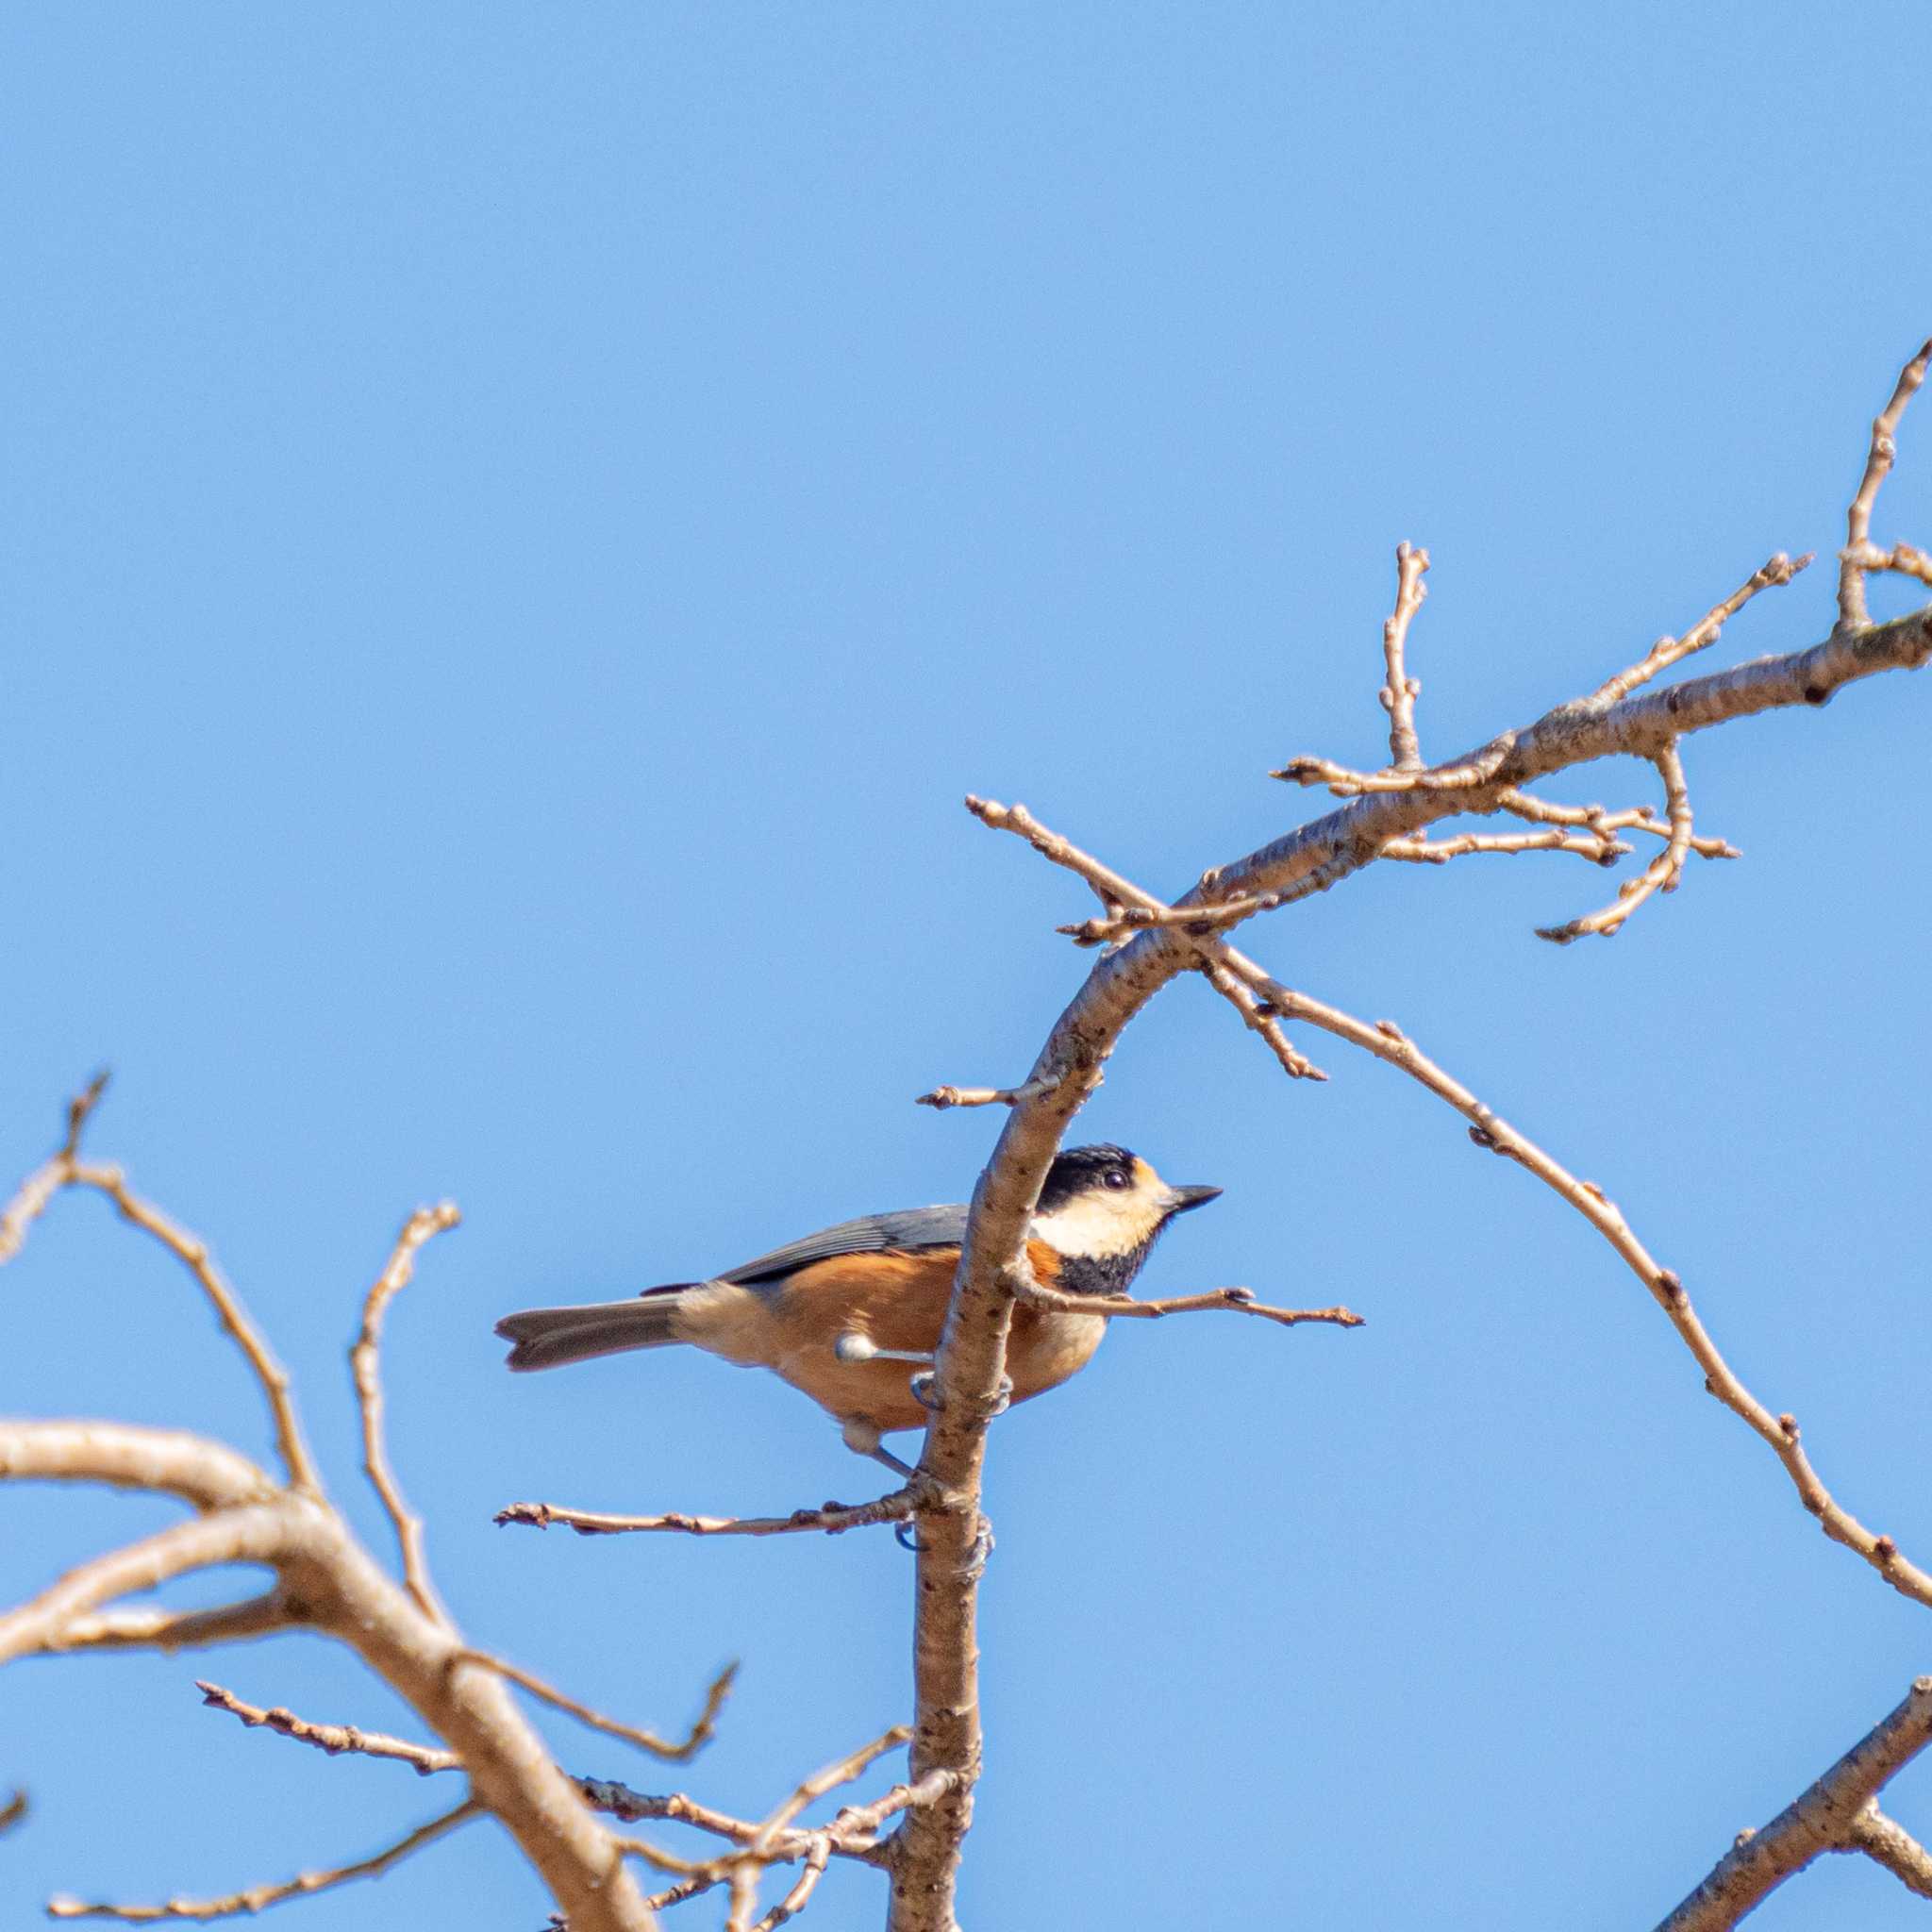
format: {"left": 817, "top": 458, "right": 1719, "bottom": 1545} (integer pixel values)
{"left": 908, "top": 1371, "right": 1011, "bottom": 1417}
{"left": 894, "top": 1511, "right": 995, "bottom": 1574}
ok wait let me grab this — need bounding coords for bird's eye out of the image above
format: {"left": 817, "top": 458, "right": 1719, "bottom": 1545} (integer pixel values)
{"left": 1103, "top": 1168, "right": 1129, "bottom": 1190}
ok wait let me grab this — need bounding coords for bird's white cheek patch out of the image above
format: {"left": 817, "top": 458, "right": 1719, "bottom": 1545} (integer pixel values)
{"left": 1029, "top": 1194, "right": 1152, "bottom": 1258}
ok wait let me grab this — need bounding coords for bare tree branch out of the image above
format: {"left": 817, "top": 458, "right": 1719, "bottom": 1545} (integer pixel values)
{"left": 1381, "top": 826, "right": 1632, "bottom": 865}
{"left": 450, "top": 1653, "right": 738, "bottom": 1766}
{"left": 752, "top": 1839, "right": 831, "bottom": 1931}
{"left": 1841, "top": 1803, "right": 1932, "bottom": 1900}
{"left": 1011, "top": 1276, "right": 1362, "bottom": 1330}
{"left": 912, "top": 1080, "right": 1055, "bottom": 1110}
{"left": 1377, "top": 541, "right": 1431, "bottom": 769}
{"left": 44, "top": 1798, "right": 483, "bottom": 1923}
{"left": 1533, "top": 740, "right": 1696, "bottom": 943}
{"left": 1497, "top": 787, "right": 1736, "bottom": 858}
{"left": 1847, "top": 538, "right": 1932, "bottom": 591}
{"left": 1198, "top": 956, "right": 1327, "bottom": 1080}
{"left": 34, "top": 1595, "right": 291, "bottom": 1657}
{"left": 0, "top": 1506, "right": 299, "bottom": 1667}
{"left": 0, "top": 1790, "right": 25, "bottom": 1837}
{"left": 195, "top": 1680, "right": 460, "bottom": 1775}
{"left": 1208, "top": 943, "right": 1932, "bottom": 1609}
{"left": 1655, "top": 1678, "right": 1932, "bottom": 1930}
{"left": 1839, "top": 336, "right": 1931, "bottom": 628}
{"left": 190, "top": 1676, "right": 913, "bottom": 1881}
{"left": 1591, "top": 552, "right": 1810, "bottom": 707}
{"left": 0, "top": 1072, "right": 108, "bottom": 1265}
{"left": 16, "top": 343, "right": 1932, "bottom": 1932}
{"left": 495, "top": 1486, "right": 924, "bottom": 1541}
{"left": 351, "top": 1203, "right": 460, "bottom": 1624}
{"left": 1, "top": 1095, "right": 664, "bottom": 1932}
{"left": 889, "top": 342, "right": 1932, "bottom": 1930}
{"left": 0, "top": 1422, "right": 273, "bottom": 1514}
{"left": 75, "top": 1161, "right": 318, "bottom": 1492}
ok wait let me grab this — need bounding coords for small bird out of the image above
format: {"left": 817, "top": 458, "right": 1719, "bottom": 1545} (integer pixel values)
{"left": 496, "top": 1143, "right": 1221, "bottom": 1474}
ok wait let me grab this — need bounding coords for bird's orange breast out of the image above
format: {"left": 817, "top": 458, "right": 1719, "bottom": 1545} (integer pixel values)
{"left": 698, "top": 1240, "right": 1108, "bottom": 1434}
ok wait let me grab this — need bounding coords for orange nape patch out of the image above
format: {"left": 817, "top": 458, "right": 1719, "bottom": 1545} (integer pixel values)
{"left": 675, "top": 1241, "right": 1108, "bottom": 1435}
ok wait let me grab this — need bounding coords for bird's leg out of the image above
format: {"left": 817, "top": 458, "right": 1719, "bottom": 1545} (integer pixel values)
{"left": 835, "top": 1332, "right": 934, "bottom": 1368}
{"left": 840, "top": 1414, "right": 917, "bottom": 1478}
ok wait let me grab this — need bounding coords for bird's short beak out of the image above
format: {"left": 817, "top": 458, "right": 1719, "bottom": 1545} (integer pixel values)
{"left": 1165, "top": 1184, "right": 1223, "bottom": 1215}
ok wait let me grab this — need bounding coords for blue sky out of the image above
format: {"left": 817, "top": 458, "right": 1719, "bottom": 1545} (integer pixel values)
{"left": 4, "top": 6, "right": 1931, "bottom": 1927}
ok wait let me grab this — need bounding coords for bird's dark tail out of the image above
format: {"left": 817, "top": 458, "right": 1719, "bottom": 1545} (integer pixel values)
{"left": 495, "top": 1285, "right": 694, "bottom": 1372}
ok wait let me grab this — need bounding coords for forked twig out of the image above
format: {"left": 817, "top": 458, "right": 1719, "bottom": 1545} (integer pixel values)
{"left": 1534, "top": 741, "right": 1696, "bottom": 943}
{"left": 1657, "top": 1678, "right": 1932, "bottom": 1930}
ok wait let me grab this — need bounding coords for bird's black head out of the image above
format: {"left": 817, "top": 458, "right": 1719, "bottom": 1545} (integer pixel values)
{"left": 1030, "top": 1144, "right": 1222, "bottom": 1292}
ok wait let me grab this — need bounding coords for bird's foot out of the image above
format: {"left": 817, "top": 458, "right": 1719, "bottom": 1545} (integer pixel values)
{"left": 894, "top": 1510, "right": 995, "bottom": 1574}
{"left": 908, "top": 1371, "right": 1011, "bottom": 1417}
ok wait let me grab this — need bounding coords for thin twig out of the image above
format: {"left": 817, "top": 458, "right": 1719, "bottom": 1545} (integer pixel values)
{"left": 1534, "top": 741, "right": 1696, "bottom": 943}
{"left": 827, "top": 1768, "right": 960, "bottom": 1852}
{"left": 913, "top": 1079, "right": 1053, "bottom": 1110}
{"left": 1013, "top": 1277, "right": 1362, "bottom": 1329}
{"left": 496, "top": 1486, "right": 924, "bottom": 1540}
{"left": 730, "top": 1727, "right": 910, "bottom": 1932}
{"left": 578, "top": 1780, "right": 774, "bottom": 1844}
{"left": 967, "top": 798, "right": 1326, "bottom": 1076}
{"left": 1200, "top": 957, "right": 1327, "bottom": 1080}
{"left": 753, "top": 1839, "right": 831, "bottom": 1931}
{"left": 1057, "top": 890, "right": 1284, "bottom": 946}
{"left": 0, "top": 1789, "right": 25, "bottom": 1835}
{"left": 1497, "top": 788, "right": 1738, "bottom": 858}
{"left": 1270, "top": 732, "right": 1519, "bottom": 795}
{"left": 753, "top": 1727, "right": 909, "bottom": 1844}
{"left": 1208, "top": 944, "right": 1932, "bottom": 1612}
{"left": 582, "top": 1761, "right": 953, "bottom": 1868}
{"left": 452, "top": 1652, "right": 737, "bottom": 1765}
{"left": 45, "top": 1797, "right": 483, "bottom": 1922}
{"left": 66, "top": 1160, "right": 318, "bottom": 1492}
{"left": 1379, "top": 541, "right": 1431, "bottom": 769}
{"left": 1840, "top": 336, "right": 1932, "bottom": 629}
{"left": 0, "top": 1086, "right": 316, "bottom": 1496}
{"left": 350, "top": 1202, "right": 461, "bottom": 1623}
{"left": 1591, "top": 553, "right": 1810, "bottom": 707}
{"left": 192, "top": 1674, "right": 883, "bottom": 1885}
{"left": 1381, "top": 826, "right": 1631, "bottom": 865}
{"left": 641, "top": 1872, "right": 723, "bottom": 1912}
{"left": 0, "top": 1074, "right": 109, "bottom": 1266}
{"left": 195, "top": 1680, "right": 460, "bottom": 1775}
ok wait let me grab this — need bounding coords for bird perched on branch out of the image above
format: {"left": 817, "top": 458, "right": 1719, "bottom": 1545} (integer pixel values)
{"left": 495, "top": 1144, "right": 1221, "bottom": 1474}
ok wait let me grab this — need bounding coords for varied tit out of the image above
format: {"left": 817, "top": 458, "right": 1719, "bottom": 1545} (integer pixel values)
{"left": 496, "top": 1144, "right": 1221, "bottom": 1475}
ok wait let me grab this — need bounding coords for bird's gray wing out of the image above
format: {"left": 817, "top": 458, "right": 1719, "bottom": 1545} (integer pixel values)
{"left": 719, "top": 1203, "right": 971, "bottom": 1286}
